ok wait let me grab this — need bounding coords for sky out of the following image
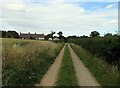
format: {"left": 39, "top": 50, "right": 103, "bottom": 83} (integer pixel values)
{"left": 0, "top": 0, "right": 119, "bottom": 36}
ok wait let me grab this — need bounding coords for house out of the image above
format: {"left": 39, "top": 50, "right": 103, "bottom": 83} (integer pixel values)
{"left": 20, "top": 32, "right": 45, "bottom": 40}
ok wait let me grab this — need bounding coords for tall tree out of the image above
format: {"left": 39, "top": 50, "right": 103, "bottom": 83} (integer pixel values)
{"left": 104, "top": 33, "right": 113, "bottom": 37}
{"left": 7, "top": 31, "right": 19, "bottom": 38}
{"left": 90, "top": 31, "right": 100, "bottom": 37}
{"left": 0, "top": 31, "right": 6, "bottom": 37}
{"left": 45, "top": 31, "right": 55, "bottom": 41}
{"left": 51, "top": 31, "right": 55, "bottom": 41}
{"left": 57, "top": 31, "right": 63, "bottom": 40}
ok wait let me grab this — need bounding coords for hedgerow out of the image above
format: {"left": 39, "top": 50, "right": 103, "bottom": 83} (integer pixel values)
{"left": 69, "top": 36, "right": 120, "bottom": 67}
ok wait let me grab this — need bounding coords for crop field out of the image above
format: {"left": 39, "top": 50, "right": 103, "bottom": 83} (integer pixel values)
{"left": 2, "top": 38, "right": 64, "bottom": 86}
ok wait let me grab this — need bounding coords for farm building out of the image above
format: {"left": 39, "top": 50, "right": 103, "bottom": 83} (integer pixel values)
{"left": 20, "top": 32, "right": 45, "bottom": 40}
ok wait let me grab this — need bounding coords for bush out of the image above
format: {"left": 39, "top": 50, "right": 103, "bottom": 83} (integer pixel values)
{"left": 69, "top": 36, "right": 120, "bottom": 67}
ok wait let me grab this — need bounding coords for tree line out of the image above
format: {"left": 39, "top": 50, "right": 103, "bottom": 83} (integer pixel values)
{"left": 0, "top": 30, "right": 68, "bottom": 42}
{"left": 0, "top": 31, "right": 19, "bottom": 38}
{"left": 45, "top": 31, "right": 68, "bottom": 42}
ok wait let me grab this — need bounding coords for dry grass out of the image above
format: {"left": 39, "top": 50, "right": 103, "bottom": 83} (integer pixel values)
{"left": 2, "top": 38, "right": 64, "bottom": 86}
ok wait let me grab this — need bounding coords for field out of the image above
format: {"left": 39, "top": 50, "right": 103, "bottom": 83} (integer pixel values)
{"left": 2, "top": 38, "right": 64, "bottom": 86}
{"left": 1, "top": 37, "right": 119, "bottom": 87}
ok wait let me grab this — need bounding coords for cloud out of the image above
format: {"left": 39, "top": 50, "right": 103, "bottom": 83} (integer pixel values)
{"left": 78, "top": 8, "right": 85, "bottom": 13}
{"left": 102, "top": 19, "right": 118, "bottom": 26}
{"left": 7, "top": 3, "right": 24, "bottom": 11}
{"left": 1, "top": 0, "right": 118, "bottom": 36}
{"left": 0, "top": 0, "right": 120, "bottom": 3}
{"left": 109, "top": 20, "right": 118, "bottom": 24}
{"left": 0, "top": 0, "right": 24, "bottom": 11}
{"left": 106, "top": 4, "right": 113, "bottom": 9}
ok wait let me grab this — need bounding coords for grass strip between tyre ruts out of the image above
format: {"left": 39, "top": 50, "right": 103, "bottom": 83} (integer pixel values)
{"left": 56, "top": 44, "right": 78, "bottom": 86}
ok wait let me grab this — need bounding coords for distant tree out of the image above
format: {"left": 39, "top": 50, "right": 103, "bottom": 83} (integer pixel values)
{"left": 7, "top": 31, "right": 19, "bottom": 38}
{"left": 90, "top": 31, "right": 100, "bottom": 37}
{"left": 63, "top": 36, "right": 68, "bottom": 43}
{"left": 67, "top": 35, "right": 79, "bottom": 39}
{"left": 57, "top": 31, "right": 63, "bottom": 40}
{"left": 45, "top": 31, "right": 56, "bottom": 41}
{"left": 57, "top": 31, "right": 67, "bottom": 42}
{"left": 54, "top": 36, "right": 57, "bottom": 38}
{"left": 45, "top": 35, "right": 48, "bottom": 40}
{"left": 0, "top": 31, "right": 7, "bottom": 37}
{"left": 80, "top": 35, "right": 89, "bottom": 38}
{"left": 46, "top": 34, "right": 52, "bottom": 40}
{"left": 0, "top": 31, "right": 1, "bottom": 37}
{"left": 51, "top": 31, "right": 55, "bottom": 41}
{"left": 114, "top": 34, "right": 117, "bottom": 36}
{"left": 104, "top": 33, "right": 113, "bottom": 37}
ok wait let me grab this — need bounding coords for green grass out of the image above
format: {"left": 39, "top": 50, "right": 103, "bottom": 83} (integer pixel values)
{"left": 56, "top": 44, "right": 78, "bottom": 86}
{"left": 2, "top": 38, "right": 64, "bottom": 86}
{"left": 70, "top": 44, "right": 119, "bottom": 87}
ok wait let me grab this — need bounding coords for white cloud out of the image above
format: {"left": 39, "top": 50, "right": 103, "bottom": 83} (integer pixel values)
{"left": 0, "top": 0, "right": 118, "bottom": 36}
{"left": 0, "top": 0, "right": 20, "bottom": 3}
{"left": 106, "top": 4, "right": 113, "bottom": 9}
{"left": 102, "top": 19, "right": 118, "bottom": 26}
{"left": 109, "top": 20, "right": 118, "bottom": 24}
{"left": 0, "top": 0, "right": 119, "bottom": 3}
{"left": 78, "top": 8, "right": 85, "bottom": 13}
{"left": 7, "top": 3, "right": 24, "bottom": 11}
{"left": 0, "top": 0, "right": 24, "bottom": 11}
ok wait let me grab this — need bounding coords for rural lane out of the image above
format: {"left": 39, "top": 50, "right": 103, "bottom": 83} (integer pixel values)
{"left": 68, "top": 44, "right": 101, "bottom": 86}
{"left": 35, "top": 44, "right": 66, "bottom": 86}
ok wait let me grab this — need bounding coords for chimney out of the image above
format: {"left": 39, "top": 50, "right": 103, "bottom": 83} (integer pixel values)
{"left": 28, "top": 32, "right": 30, "bottom": 34}
{"left": 35, "top": 32, "right": 36, "bottom": 34}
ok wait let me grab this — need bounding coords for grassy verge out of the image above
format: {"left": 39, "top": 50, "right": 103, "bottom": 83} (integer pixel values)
{"left": 2, "top": 38, "right": 64, "bottom": 86}
{"left": 56, "top": 44, "right": 78, "bottom": 86}
{"left": 70, "top": 44, "right": 119, "bottom": 87}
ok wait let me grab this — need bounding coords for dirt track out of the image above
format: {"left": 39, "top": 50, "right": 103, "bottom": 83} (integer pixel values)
{"left": 35, "top": 45, "right": 65, "bottom": 86}
{"left": 68, "top": 44, "right": 101, "bottom": 86}
{"left": 36, "top": 44, "right": 101, "bottom": 86}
